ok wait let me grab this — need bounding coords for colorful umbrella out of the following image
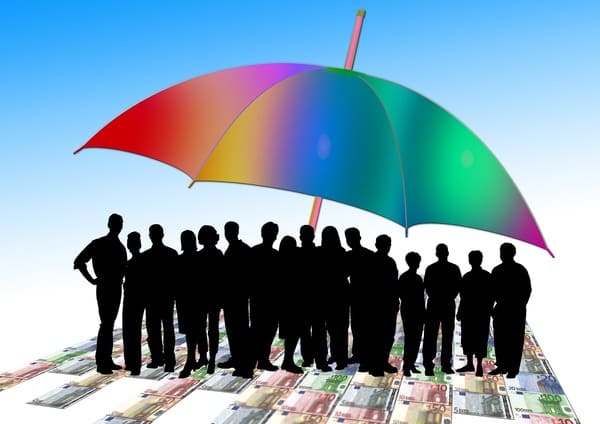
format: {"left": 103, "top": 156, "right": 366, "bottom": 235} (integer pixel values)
{"left": 73, "top": 13, "right": 551, "bottom": 257}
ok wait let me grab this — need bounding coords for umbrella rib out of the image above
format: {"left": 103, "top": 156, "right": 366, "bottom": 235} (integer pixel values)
{"left": 188, "top": 66, "right": 324, "bottom": 187}
{"left": 353, "top": 75, "right": 410, "bottom": 235}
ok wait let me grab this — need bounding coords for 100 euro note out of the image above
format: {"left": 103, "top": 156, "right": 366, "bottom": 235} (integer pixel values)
{"left": 509, "top": 391, "right": 576, "bottom": 420}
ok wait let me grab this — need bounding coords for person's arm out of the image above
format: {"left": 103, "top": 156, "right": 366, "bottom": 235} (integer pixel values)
{"left": 73, "top": 242, "right": 97, "bottom": 285}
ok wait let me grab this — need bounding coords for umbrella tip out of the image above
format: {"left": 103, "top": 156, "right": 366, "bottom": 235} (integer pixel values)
{"left": 188, "top": 180, "right": 196, "bottom": 189}
{"left": 357, "top": 9, "right": 366, "bottom": 17}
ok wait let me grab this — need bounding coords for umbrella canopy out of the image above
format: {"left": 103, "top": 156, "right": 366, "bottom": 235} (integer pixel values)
{"left": 74, "top": 62, "right": 552, "bottom": 256}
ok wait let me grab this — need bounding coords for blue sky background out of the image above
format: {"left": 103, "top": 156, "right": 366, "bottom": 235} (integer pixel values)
{"left": 1, "top": 1, "right": 598, "bottom": 422}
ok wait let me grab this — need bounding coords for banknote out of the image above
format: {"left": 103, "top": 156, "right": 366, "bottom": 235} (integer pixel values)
{"left": 38, "top": 348, "right": 87, "bottom": 365}
{"left": 390, "top": 343, "right": 404, "bottom": 357}
{"left": 299, "top": 372, "right": 351, "bottom": 395}
{"left": 523, "top": 334, "right": 540, "bottom": 349}
{"left": 454, "top": 356, "right": 497, "bottom": 374}
{"left": 331, "top": 406, "right": 389, "bottom": 423}
{"left": 387, "top": 356, "right": 403, "bottom": 374}
{"left": 520, "top": 359, "right": 552, "bottom": 375}
{"left": 95, "top": 415, "right": 150, "bottom": 424}
{"left": 453, "top": 373, "right": 507, "bottom": 395}
{"left": 389, "top": 400, "right": 452, "bottom": 424}
{"left": 134, "top": 366, "right": 170, "bottom": 380}
{"left": 397, "top": 380, "right": 450, "bottom": 405}
{"left": 144, "top": 376, "right": 201, "bottom": 398}
{"left": 0, "top": 376, "right": 22, "bottom": 391}
{"left": 52, "top": 357, "right": 97, "bottom": 375}
{"left": 112, "top": 394, "right": 180, "bottom": 421}
{"left": 279, "top": 389, "right": 338, "bottom": 416}
{"left": 235, "top": 385, "right": 291, "bottom": 410}
{"left": 404, "top": 369, "right": 452, "bottom": 385}
{"left": 212, "top": 405, "right": 273, "bottom": 424}
{"left": 256, "top": 370, "right": 305, "bottom": 388}
{"left": 28, "top": 384, "right": 97, "bottom": 408}
{"left": 453, "top": 390, "right": 513, "bottom": 419}
{"left": 267, "top": 411, "right": 329, "bottom": 423}
{"left": 350, "top": 372, "right": 400, "bottom": 390}
{"left": 71, "top": 337, "right": 97, "bottom": 352}
{"left": 190, "top": 366, "right": 215, "bottom": 381}
{"left": 1, "top": 361, "right": 56, "bottom": 379}
{"left": 339, "top": 385, "right": 395, "bottom": 410}
{"left": 515, "top": 411, "right": 581, "bottom": 423}
{"left": 507, "top": 374, "right": 564, "bottom": 394}
{"left": 71, "top": 370, "right": 123, "bottom": 388}
{"left": 270, "top": 346, "right": 285, "bottom": 362}
{"left": 509, "top": 391, "right": 576, "bottom": 419}
{"left": 200, "top": 371, "right": 253, "bottom": 393}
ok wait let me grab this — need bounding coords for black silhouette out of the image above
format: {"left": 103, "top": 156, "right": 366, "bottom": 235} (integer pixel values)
{"left": 196, "top": 225, "right": 224, "bottom": 375}
{"left": 249, "top": 221, "right": 280, "bottom": 372}
{"left": 142, "top": 224, "right": 178, "bottom": 372}
{"left": 422, "top": 243, "right": 462, "bottom": 375}
{"left": 175, "top": 230, "right": 201, "bottom": 378}
{"left": 456, "top": 250, "right": 493, "bottom": 377}
{"left": 74, "top": 213, "right": 127, "bottom": 375}
{"left": 278, "top": 235, "right": 304, "bottom": 374}
{"left": 397, "top": 251, "right": 425, "bottom": 377}
{"left": 122, "top": 231, "right": 146, "bottom": 376}
{"left": 297, "top": 225, "right": 331, "bottom": 372}
{"left": 344, "top": 227, "right": 375, "bottom": 371}
{"left": 318, "top": 226, "right": 350, "bottom": 371}
{"left": 489, "top": 243, "right": 531, "bottom": 379}
{"left": 368, "top": 234, "right": 399, "bottom": 376}
{"left": 220, "top": 221, "right": 253, "bottom": 378}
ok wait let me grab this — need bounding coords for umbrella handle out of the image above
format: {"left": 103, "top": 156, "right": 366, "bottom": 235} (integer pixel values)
{"left": 309, "top": 9, "right": 366, "bottom": 229}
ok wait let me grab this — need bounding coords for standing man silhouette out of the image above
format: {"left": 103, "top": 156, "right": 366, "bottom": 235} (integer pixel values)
{"left": 422, "top": 243, "right": 462, "bottom": 376}
{"left": 143, "top": 224, "right": 178, "bottom": 372}
{"left": 489, "top": 243, "right": 531, "bottom": 379}
{"left": 74, "top": 213, "right": 127, "bottom": 375}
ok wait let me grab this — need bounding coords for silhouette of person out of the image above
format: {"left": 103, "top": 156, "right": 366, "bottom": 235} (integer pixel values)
{"left": 422, "top": 243, "right": 462, "bottom": 376}
{"left": 175, "top": 230, "right": 201, "bottom": 378}
{"left": 297, "top": 225, "right": 331, "bottom": 372}
{"left": 368, "top": 234, "right": 400, "bottom": 376}
{"left": 142, "top": 224, "right": 178, "bottom": 372}
{"left": 278, "top": 235, "right": 304, "bottom": 374}
{"left": 219, "top": 221, "right": 253, "bottom": 378}
{"left": 122, "top": 231, "right": 146, "bottom": 376}
{"left": 489, "top": 243, "right": 531, "bottom": 379}
{"left": 397, "top": 251, "right": 425, "bottom": 377}
{"left": 344, "top": 227, "right": 375, "bottom": 371}
{"left": 74, "top": 213, "right": 127, "bottom": 375}
{"left": 318, "top": 226, "right": 350, "bottom": 371}
{"left": 456, "top": 250, "right": 494, "bottom": 377}
{"left": 249, "top": 221, "right": 280, "bottom": 372}
{"left": 196, "top": 225, "right": 224, "bottom": 375}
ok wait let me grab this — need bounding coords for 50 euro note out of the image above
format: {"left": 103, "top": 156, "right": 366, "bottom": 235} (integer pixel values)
{"left": 389, "top": 400, "right": 452, "bottom": 424}
{"left": 453, "top": 373, "right": 507, "bottom": 395}
{"left": 509, "top": 391, "right": 576, "bottom": 419}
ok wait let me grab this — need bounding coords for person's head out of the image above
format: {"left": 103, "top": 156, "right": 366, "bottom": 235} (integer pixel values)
{"left": 500, "top": 242, "right": 516, "bottom": 262}
{"left": 279, "top": 235, "right": 297, "bottom": 254}
{"left": 127, "top": 231, "right": 141, "bottom": 255}
{"left": 344, "top": 227, "right": 361, "bottom": 249}
{"left": 321, "top": 226, "right": 342, "bottom": 249}
{"left": 299, "top": 224, "right": 315, "bottom": 245}
{"left": 107, "top": 213, "right": 123, "bottom": 235}
{"left": 405, "top": 251, "right": 421, "bottom": 270}
{"left": 261, "top": 221, "right": 279, "bottom": 245}
{"left": 198, "top": 225, "right": 219, "bottom": 247}
{"left": 180, "top": 230, "right": 197, "bottom": 253}
{"left": 375, "top": 234, "right": 391, "bottom": 255}
{"left": 435, "top": 243, "right": 449, "bottom": 261}
{"left": 224, "top": 221, "right": 240, "bottom": 243}
{"left": 149, "top": 224, "right": 164, "bottom": 245}
{"left": 468, "top": 250, "right": 483, "bottom": 268}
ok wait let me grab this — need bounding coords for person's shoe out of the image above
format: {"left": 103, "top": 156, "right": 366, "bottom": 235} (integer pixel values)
{"left": 164, "top": 363, "right": 175, "bottom": 373}
{"left": 97, "top": 367, "right": 113, "bottom": 375}
{"left": 506, "top": 370, "right": 519, "bottom": 379}
{"left": 110, "top": 362, "right": 123, "bottom": 370}
{"left": 411, "top": 366, "right": 421, "bottom": 374}
{"left": 196, "top": 358, "right": 208, "bottom": 369}
{"left": 402, "top": 368, "right": 412, "bottom": 377}
{"left": 347, "top": 356, "right": 359, "bottom": 364}
{"left": 232, "top": 368, "right": 255, "bottom": 378}
{"left": 207, "top": 360, "right": 216, "bottom": 374}
{"left": 441, "top": 367, "right": 455, "bottom": 374}
{"left": 257, "top": 362, "right": 278, "bottom": 372}
{"left": 301, "top": 359, "right": 314, "bottom": 367}
{"left": 179, "top": 367, "right": 192, "bottom": 378}
{"left": 456, "top": 364, "right": 475, "bottom": 373}
{"left": 317, "top": 363, "right": 332, "bottom": 372}
{"left": 384, "top": 363, "right": 398, "bottom": 374}
{"left": 327, "top": 357, "right": 335, "bottom": 364}
{"left": 146, "top": 360, "right": 164, "bottom": 369}
{"left": 369, "top": 368, "right": 384, "bottom": 377}
{"left": 424, "top": 367, "right": 435, "bottom": 376}
{"left": 358, "top": 364, "right": 369, "bottom": 373}
{"left": 475, "top": 367, "right": 484, "bottom": 377}
{"left": 218, "top": 359, "right": 236, "bottom": 369}
{"left": 129, "top": 369, "right": 141, "bottom": 376}
{"left": 335, "top": 362, "right": 347, "bottom": 371}
{"left": 282, "top": 363, "right": 304, "bottom": 374}
{"left": 488, "top": 367, "right": 505, "bottom": 376}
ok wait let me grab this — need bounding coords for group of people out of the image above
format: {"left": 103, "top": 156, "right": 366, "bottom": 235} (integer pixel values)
{"left": 74, "top": 213, "right": 531, "bottom": 380}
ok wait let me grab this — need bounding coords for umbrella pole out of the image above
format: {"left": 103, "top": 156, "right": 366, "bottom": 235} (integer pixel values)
{"left": 309, "top": 9, "right": 367, "bottom": 229}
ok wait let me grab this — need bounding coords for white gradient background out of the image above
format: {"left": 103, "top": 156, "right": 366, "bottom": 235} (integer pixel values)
{"left": 0, "top": 2, "right": 598, "bottom": 422}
